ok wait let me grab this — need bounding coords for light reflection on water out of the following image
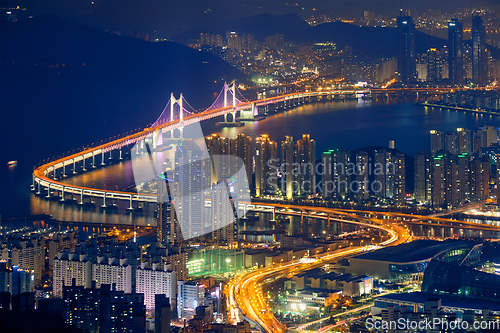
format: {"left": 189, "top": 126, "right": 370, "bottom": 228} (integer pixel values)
{"left": 25, "top": 99, "right": 500, "bottom": 235}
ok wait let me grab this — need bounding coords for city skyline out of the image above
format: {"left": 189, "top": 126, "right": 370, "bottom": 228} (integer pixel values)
{"left": 1, "top": 2, "right": 500, "bottom": 333}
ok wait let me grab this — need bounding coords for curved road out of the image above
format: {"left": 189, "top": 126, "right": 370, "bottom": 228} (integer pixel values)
{"left": 224, "top": 212, "right": 410, "bottom": 333}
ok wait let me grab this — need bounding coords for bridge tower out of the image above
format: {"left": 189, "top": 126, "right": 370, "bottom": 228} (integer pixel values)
{"left": 224, "top": 82, "right": 237, "bottom": 122}
{"left": 170, "top": 93, "right": 184, "bottom": 139}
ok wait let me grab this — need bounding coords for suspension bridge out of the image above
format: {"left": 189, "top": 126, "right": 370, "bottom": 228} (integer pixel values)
{"left": 32, "top": 82, "right": 460, "bottom": 209}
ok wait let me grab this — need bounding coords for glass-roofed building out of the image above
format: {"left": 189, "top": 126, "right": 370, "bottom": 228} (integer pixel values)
{"left": 422, "top": 259, "right": 500, "bottom": 302}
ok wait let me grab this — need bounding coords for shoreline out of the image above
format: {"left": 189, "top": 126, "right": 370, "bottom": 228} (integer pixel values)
{"left": 418, "top": 102, "right": 500, "bottom": 116}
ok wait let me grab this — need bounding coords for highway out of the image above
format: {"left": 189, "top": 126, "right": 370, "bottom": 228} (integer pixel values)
{"left": 225, "top": 212, "right": 410, "bottom": 333}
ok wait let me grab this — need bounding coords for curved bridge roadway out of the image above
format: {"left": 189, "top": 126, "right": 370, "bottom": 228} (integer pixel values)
{"left": 32, "top": 86, "right": 460, "bottom": 208}
{"left": 224, "top": 212, "right": 410, "bottom": 333}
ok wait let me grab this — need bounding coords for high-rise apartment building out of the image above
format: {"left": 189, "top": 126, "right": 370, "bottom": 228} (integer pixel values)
{"left": 414, "top": 151, "right": 432, "bottom": 203}
{"left": 209, "top": 183, "right": 237, "bottom": 246}
{"left": 136, "top": 262, "right": 176, "bottom": 310}
{"left": 322, "top": 149, "right": 351, "bottom": 200}
{"left": 92, "top": 256, "right": 132, "bottom": 293}
{"left": 296, "top": 135, "right": 316, "bottom": 195}
{"left": 53, "top": 252, "right": 92, "bottom": 298}
{"left": 355, "top": 151, "right": 370, "bottom": 200}
{"left": 63, "top": 282, "right": 145, "bottom": 333}
{"left": 171, "top": 139, "right": 207, "bottom": 242}
{"left": 281, "top": 136, "right": 295, "bottom": 199}
{"left": 430, "top": 130, "right": 445, "bottom": 155}
{"left": 227, "top": 31, "right": 242, "bottom": 53}
{"left": 255, "top": 134, "right": 278, "bottom": 196}
{"left": 470, "top": 156, "right": 490, "bottom": 201}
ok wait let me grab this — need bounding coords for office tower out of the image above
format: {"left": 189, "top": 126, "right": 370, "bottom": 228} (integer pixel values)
{"left": 456, "top": 128, "right": 472, "bottom": 155}
{"left": 426, "top": 48, "right": 443, "bottom": 82}
{"left": 414, "top": 151, "right": 432, "bottom": 203}
{"left": 448, "top": 18, "right": 463, "bottom": 84}
{"left": 63, "top": 282, "right": 145, "bottom": 333}
{"left": 470, "top": 157, "right": 490, "bottom": 201}
{"left": 281, "top": 136, "right": 295, "bottom": 199}
{"left": 155, "top": 295, "right": 172, "bottom": 333}
{"left": 53, "top": 252, "right": 92, "bottom": 298}
{"left": 172, "top": 139, "right": 206, "bottom": 242}
{"left": 430, "top": 130, "right": 444, "bottom": 155}
{"left": 296, "top": 134, "right": 316, "bottom": 195}
{"left": 355, "top": 151, "right": 370, "bottom": 199}
{"left": 210, "top": 183, "right": 237, "bottom": 246}
{"left": 397, "top": 16, "right": 417, "bottom": 84}
{"left": 136, "top": 262, "right": 176, "bottom": 310}
{"left": 255, "top": 134, "right": 278, "bottom": 196}
{"left": 472, "top": 16, "right": 487, "bottom": 86}
{"left": 92, "top": 256, "right": 132, "bottom": 293}
{"left": 177, "top": 280, "right": 205, "bottom": 320}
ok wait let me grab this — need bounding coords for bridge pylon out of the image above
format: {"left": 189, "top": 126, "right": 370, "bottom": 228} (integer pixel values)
{"left": 170, "top": 93, "right": 184, "bottom": 139}
{"left": 224, "top": 82, "right": 237, "bottom": 123}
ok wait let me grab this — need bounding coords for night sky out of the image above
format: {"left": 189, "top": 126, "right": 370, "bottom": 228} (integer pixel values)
{"left": 2, "top": 0, "right": 499, "bottom": 38}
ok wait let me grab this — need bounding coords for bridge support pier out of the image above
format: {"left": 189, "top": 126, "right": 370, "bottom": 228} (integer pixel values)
{"left": 36, "top": 182, "right": 41, "bottom": 195}
{"left": 63, "top": 164, "right": 66, "bottom": 177}
{"left": 46, "top": 184, "right": 51, "bottom": 198}
{"left": 92, "top": 152, "right": 96, "bottom": 168}
{"left": 101, "top": 193, "right": 107, "bottom": 208}
{"left": 60, "top": 187, "right": 65, "bottom": 201}
{"left": 82, "top": 157, "right": 87, "bottom": 172}
{"left": 79, "top": 190, "right": 84, "bottom": 205}
{"left": 119, "top": 148, "right": 123, "bottom": 160}
{"left": 101, "top": 151, "right": 106, "bottom": 165}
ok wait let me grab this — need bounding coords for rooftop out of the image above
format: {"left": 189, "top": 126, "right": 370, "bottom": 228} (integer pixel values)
{"left": 350, "top": 240, "right": 480, "bottom": 263}
{"left": 376, "top": 292, "right": 500, "bottom": 312}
